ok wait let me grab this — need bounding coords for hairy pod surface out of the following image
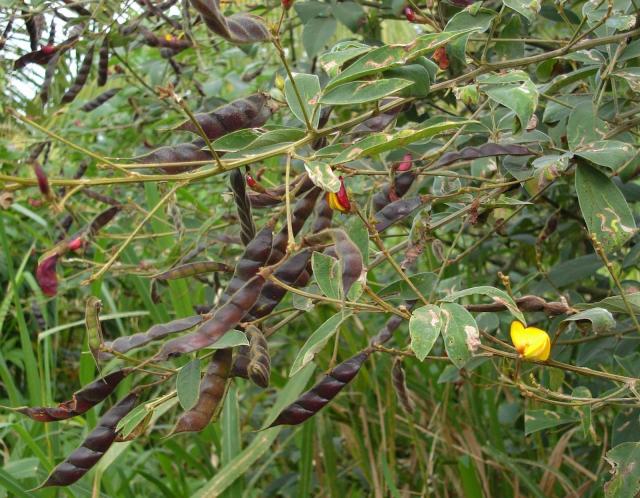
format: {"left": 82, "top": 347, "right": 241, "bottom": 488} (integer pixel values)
{"left": 159, "top": 274, "right": 266, "bottom": 358}
{"left": 246, "top": 325, "right": 270, "bottom": 388}
{"left": 174, "top": 93, "right": 275, "bottom": 139}
{"left": 80, "top": 88, "right": 120, "bottom": 112}
{"left": 61, "top": 45, "right": 95, "bottom": 103}
{"left": 40, "top": 393, "right": 138, "bottom": 487}
{"left": 172, "top": 348, "right": 232, "bottom": 433}
{"left": 269, "top": 351, "right": 370, "bottom": 427}
{"left": 17, "top": 369, "right": 130, "bottom": 422}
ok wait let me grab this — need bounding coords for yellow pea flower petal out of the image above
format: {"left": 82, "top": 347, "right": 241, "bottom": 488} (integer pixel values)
{"left": 510, "top": 320, "right": 551, "bottom": 361}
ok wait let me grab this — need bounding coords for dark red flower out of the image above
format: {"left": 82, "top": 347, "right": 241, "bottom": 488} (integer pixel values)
{"left": 36, "top": 254, "right": 59, "bottom": 297}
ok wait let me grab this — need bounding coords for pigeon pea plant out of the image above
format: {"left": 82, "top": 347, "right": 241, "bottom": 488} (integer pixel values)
{"left": 1, "top": 0, "right": 640, "bottom": 496}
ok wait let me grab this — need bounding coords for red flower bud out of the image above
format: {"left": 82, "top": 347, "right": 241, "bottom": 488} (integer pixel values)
{"left": 68, "top": 238, "right": 84, "bottom": 252}
{"left": 282, "top": 0, "right": 295, "bottom": 9}
{"left": 36, "top": 254, "right": 59, "bottom": 297}
{"left": 432, "top": 46, "right": 449, "bottom": 70}
{"left": 404, "top": 7, "right": 416, "bottom": 22}
{"left": 41, "top": 44, "right": 56, "bottom": 55}
{"left": 32, "top": 161, "right": 50, "bottom": 197}
{"left": 246, "top": 174, "right": 258, "bottom": 188}
{"left": 397, "top": 153, "right": 413, "bottom": 171}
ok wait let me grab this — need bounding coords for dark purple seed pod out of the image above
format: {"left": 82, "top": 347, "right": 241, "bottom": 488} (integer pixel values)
{"left": 371, "top": 171, "right": 416, "bottom": 213}
{"left": 369, "top": 301, "right": 415, "bottom": 346}
{"left": 248, "top": 174, "right": 315, "bottom": 209}
{"left": 1, "top": 16, "right": 14, "bottom": 50}
{"left": 32, "top": 161, "right": 50, "bottom": 197}
{"left": 269, "top": 351, "right": 370, "bottom": 427}
{"left": 268, "top": 188, "right": 321, "bottom": 265}
{"left": 246, "top": 325, "right": 270, "bottom": 388}
{"left": 244, "top": 249, "right": 311, "bottom": 321}
{"left": 14, "top": 45, "right": 58, "bottom": 70}
{"left": 97, "top": 36, "right": 109, "bottom": 86}
{"left": 391, "top": 358, "right": 413, "bottom": 414}
{"left": 172, "top": 348, "right": 232, "bottom": 434}
{"left": 174, "top": 93, "right": 276, "bottom": 140}
{"left": 87, "top": 206, "right": 120, "bottom": 237}
{"left": 158, "top": 274, "right": 267, "bottom": 359}
{"left": 80, "top": 88, "right": 120, "bottom": 112}
{"left": 39, "top": 393, "right": 138, "bottom": 488}
{"left": 374, "top": 196, "right": 424, "bottom": 232}
{"left": 62, "top": 0, "right": 92, "bottom": 16}
{"left": 312, "top": 196, "right": 333, "bottom": 233}
{"left": 230, "top": 168, "right": 255, "bottom": 246}
{"left": 190, "top": 0, "right": 270, "bottom": 44}
{"left": 81, "top": 189, "right": 120, "bottom": 206}
{"left": 16, "top": 369, "right": 131, "bottom": 422}
{"left": 218, "top": 226, "right": 273, "bottom": 307}
{"left": 102, "top": 315, "right": 203, "bottom": 357}
{"left": 25, "top": 13, "right": 44, "bottom": 51}
{"left": 30, "top": 301, "right": 46, "bottom": 331}
{"left": 47, "top": 19, "right": 55, "bottom": 45}
{"left": 230, "top": 345, "right": 250, "bottom": 378}
{"left": 333, "top": 230, "right": 363, "bottom": 297}
{"left": 433, "top": 143, "right": 532, "bottom": 168}
{"left": 61, "top": 45, "right": 95, "bottom": 104}
{"left": 135, "top": 139, "right": 212, "bottom": 173}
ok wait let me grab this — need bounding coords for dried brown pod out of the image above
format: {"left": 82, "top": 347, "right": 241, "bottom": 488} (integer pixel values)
{"left": 174, "top": 93, "right": 276, "bottom": 140}
{"left": 391, "top": 358, "right": 413, "bottom": 414}
{"left": 189, "top": 0, "right": 270, "bottom": 44}
{"left": 246, "top": 325, "right": 270, "bottom": 388}
{"left": 269, "top": 351, "right": 370, "bottom": 427}
{"left": 158, "top": 274, "right": 268, "bottom": 359}
{"left": 97, "top": 36, "right": 109, "bottom": 86}
{"left": 432, "top": 143, "right": 532, "bottom": 168}
{"left": 39, "top": 393, "right": 138, "bottom": 487}
{"left": 230, "top": 168, "right": 255, "bottom": 245}
{"left": 80, "top": 88, "right": 120, "bottom": 112}
{"left": 61, "top": 44, "right": 95, "bottom": 103}
{"left": 102, "top": 315, "right": 203, "bottom": 357}
{"left": 172, "top": 348, "right": 232, "bottom": 434}
{"left": 16, "top": 369, "right": 131, "bottom": 422}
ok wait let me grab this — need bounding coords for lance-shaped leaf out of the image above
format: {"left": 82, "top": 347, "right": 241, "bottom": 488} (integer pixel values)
{"left": 40, "top": 393, "right": 138, "bottom": 487}
{"left": 177, "top": 358, "right": 201, "bottom": 411}
{"left": 271, "top": 351, "right": 369, "bottom": 427}
{"left": 319, "top": 78, "right": 414, "bottom": 106}
{"left": 16, "top": 369, "right": 131, "bottom": 422}
{"left": 189, "top": 0, "right": 270, "bottom": 44}
{"left": 478, "top": 71, "right": 539, "bottom": 130}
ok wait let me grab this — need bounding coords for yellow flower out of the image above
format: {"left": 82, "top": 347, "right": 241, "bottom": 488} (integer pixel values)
{"left": 510, "top": 320, "right": 551, "bottom": 361}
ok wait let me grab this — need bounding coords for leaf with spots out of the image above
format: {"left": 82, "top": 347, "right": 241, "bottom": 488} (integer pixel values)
{"left": 409, "top": 304, "right": 442, "bottom": 361}
{"left": 604, "top": 442, "right": 640, "bottom": 498}
{"left": 440, "top": 302, "right": 478, "bottom": 368}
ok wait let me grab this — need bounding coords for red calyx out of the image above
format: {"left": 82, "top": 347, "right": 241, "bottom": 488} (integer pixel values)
{"left": 246, "top": 174, "right": 258, "bottom": 188}
{"left": 41, "top": 44, "right": 56, "bottom": 55}
{"left": 336, "top": 176, "right": 351, "bottom": 211}
{"left": 68, "top": 238, "right": 84, "bottom": 252}
{"left": 282, "top": 0, "right": 295, "bottom": 9}
{"left": 397, "top": 153, "right": 413, "bottom": 172}
{"left": 404, "top": 7, "right": 416, "bottom": 22}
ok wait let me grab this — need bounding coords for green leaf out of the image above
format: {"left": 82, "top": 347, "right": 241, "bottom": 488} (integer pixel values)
{"left": 445, "top": 9, "right": 495, "bottom": 64}
{"left": 378, "top": 272, "right": 438, "bottom": 300}
{"left": 575, "top": 292, "right": 640, "bottom": 315}
{"left": 318, "top": 42, "right": 372, "bottom": 78}
{"left": 441, "top": 286, "right": 525, "bottom": 324}
{"left": 290, "top": 311, "right": 352, "bottom": 376}
{"left": 330, "top": 121, "right": 470, "bottom": 164}
{"left": 604, "top": 442, "right": 640, "bottom": 498}
{"left": 524, "top": 409, "right": 579, "bottom": 435}
{"left": 571, "top": 386, "right": 593, "bottom": 439}
{"left": 503, "top": 0, "right": 541, "bottom": 23}
{"left": 612, "top": 68, "right": 640, "bottom": 93}
{"left": 409, "top": 304, "right": 442, "bottom": 361}
{"left": 575, "top": 163, "right": 637, "bottom": 253}
{"left": 304, "top": 160, "right": 340, "bottom": 192}
{"left": 326, "top": 29, "right": 476, "bottom": 90}
{"left": 284, "top": 73, "right": 321, "bottom": 128}
{"left": 332, "top": 1, "right": 366, "bottom": 31}
{"left": 320, "top": 79, "right": 413, "bottom": 105}
{"left": 567, "top": 102, "right": 609, "bottom": 151}
{"left": 312, "top": 251, "right": 341, "bottom": 299}
{"left": 116, "top": 404, "right": 149, "bottom": 437}
{"left": 440, "top": 302, "right": 478, "bottom": 368}
{"left": 384, "top": 62, "right": 433, "bottom": 97}
{"left": 573, "top": 140, "right": 636, "bottom": 170}
{"left": 478, "top": 70, "right": 538, "bottom": 129}
{"left": 303, "top": 16, "right": 337, "bottom": 58}
{"left": 346, "top": 216, "right": 370, "bottom": 265}
{"left": 226, "top": 128, "right": 306, "bottom": 159}
{"left": 211, "top": 129, "right": 261, "bottom": 152}
{"left": 176, "top": 358, "right": 201, "bottom": 411}
{"left": 207, "top": 329, "right": 249, "bottom": 349}
{"left": 560, "top": 308, "right": 615, "bottom": 334}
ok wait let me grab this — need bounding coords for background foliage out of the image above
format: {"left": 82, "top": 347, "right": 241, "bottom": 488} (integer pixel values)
{"left": 1, "top": 0, "right": 640, "bottom": 496}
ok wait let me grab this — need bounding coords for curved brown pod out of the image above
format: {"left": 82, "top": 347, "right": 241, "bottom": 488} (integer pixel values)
{"left": 61, "top": 45, "right": 95, "bottom": 104}
{"left": 269, "top": 351, "right": 370, "bottom": 427}
{"left": 97, "top": 36, "right": 109, "bottom": 86}
{"left": 102, "top": 315, "right": 203, "bottom": 357}
{"left": 246, "top": 325, "right": 270, "bottom": 388}
{"left": 174, "top": 93, "right": 276, "bottom": 140}
{"left": 158, "top": 274, "right": 267, "bottom": 359}
{"left": 40, "top": 393, "right": 138, "bottom": 488}
{"left": 81, "top": 88, "right": 120, "bottom": 112}
{"left": 172, "top": 348, "right": 232, "bottom": 434}
{"left": 17, "top": 369, "right": 130, "bottom": 422}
